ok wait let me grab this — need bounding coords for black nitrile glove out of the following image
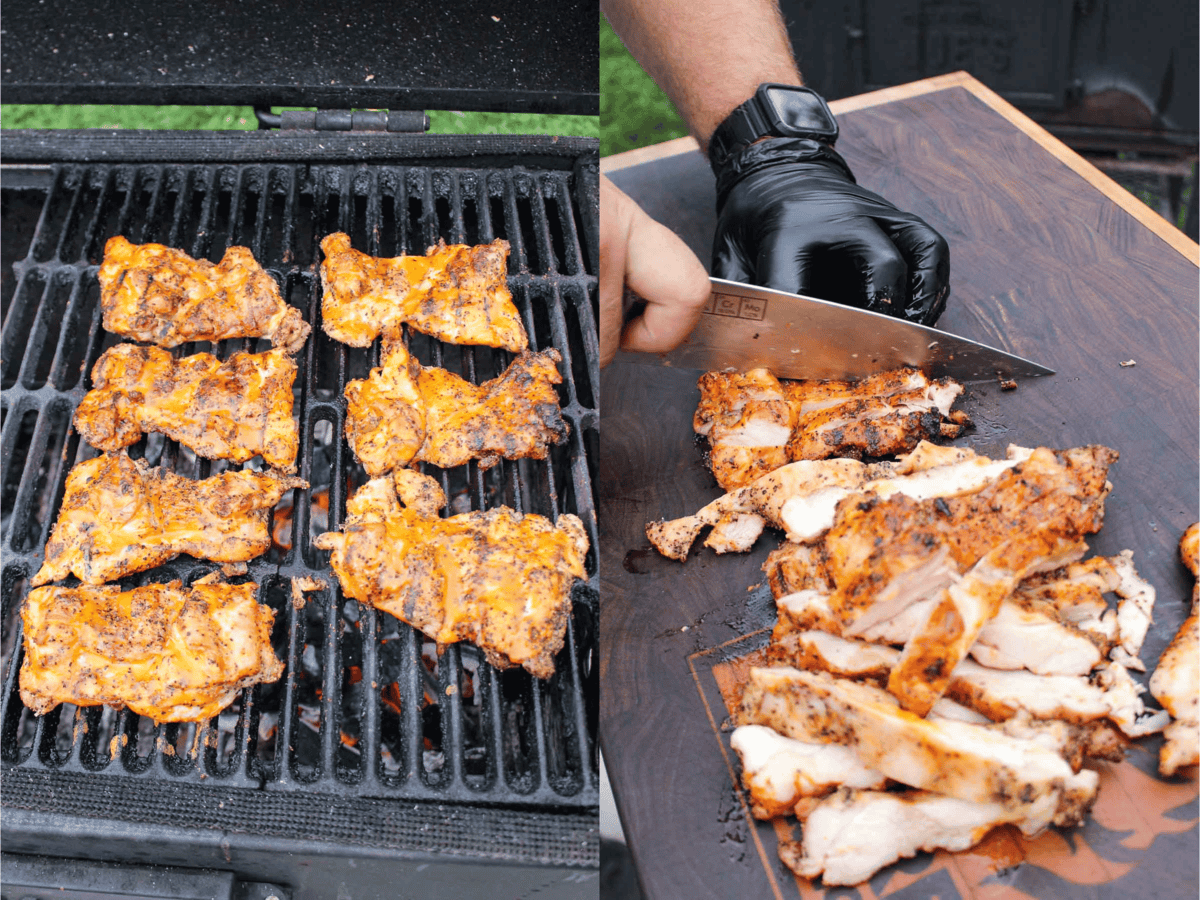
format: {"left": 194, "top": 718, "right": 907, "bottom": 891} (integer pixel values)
{"left": 711, "top": 137, "right": 950, "bottom": 325}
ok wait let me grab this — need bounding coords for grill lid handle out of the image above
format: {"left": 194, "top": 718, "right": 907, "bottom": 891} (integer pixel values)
{"left": 258, "top": 107, "right": 430, "bottom": 132}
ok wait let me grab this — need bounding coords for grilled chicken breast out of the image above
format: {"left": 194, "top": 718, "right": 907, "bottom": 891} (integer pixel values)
{"left": 319, "top": 232, "right": 527, "bottom": 351}
{"left": 343, "top": 336, "right": 427, "bottom": 474}
{"left": 98, "top": 236, "right": 309, "bottom": 353}
{"left": 314, "top": 471, "right": 587, "bottom": 678}
{"left": 74, "top": 344, "right": 299, "bottom": 471}
{"left": 344, "top": 337, "right": 568, "bottom": 476}
{"left": 20, "top": 579, "right": 283, "bottom": 722}
{"left": 416, "top": 347, "right": 568, "bottom": 470}
{"left": 32, "top": 453, "right": 307, "bottom": 586}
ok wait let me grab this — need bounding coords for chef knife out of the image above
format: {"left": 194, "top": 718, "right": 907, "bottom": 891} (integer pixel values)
{"left": 615, "top": 277, "right": 1053, "bottom": 382}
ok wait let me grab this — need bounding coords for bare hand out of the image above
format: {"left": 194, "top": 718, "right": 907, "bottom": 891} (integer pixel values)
{"left": 600, "top": 175, "right": 711, "bottom": 367}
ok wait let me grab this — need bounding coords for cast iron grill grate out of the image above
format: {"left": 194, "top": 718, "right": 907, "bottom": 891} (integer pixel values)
{"left": 0, "top": 159, "right": 600, "bottom": 811}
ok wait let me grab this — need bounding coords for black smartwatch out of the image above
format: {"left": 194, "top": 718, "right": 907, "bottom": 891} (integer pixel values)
{"left": 708, "top": 83, "right": 840, "bottom": 172}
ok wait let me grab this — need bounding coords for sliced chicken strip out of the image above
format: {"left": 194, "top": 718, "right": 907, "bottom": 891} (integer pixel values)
{"left": 780, "top": 787, "right": 1048, "bottom": 887}
{"left": 773, "top": 589, "right": 935, "bottom": 647}
{"left": 780, "top": 368, "right": 930, "bottom": 416}
{"left": 647, "top": 440, "right": 1016, "bottom": 562}
{"left": 1150, "top": 614, "right": 1199, "bottom": 776}
{"left": 767, "top": 630, "right": 898, "bottom": 682}
{"left": 887, "top": 530, "right": 1089, "bottom": 715}
{"left": 786, "top": 380, "right": 965, "bottom": 461}
{"left": 647, "top": 457, "right": 887, "bottom": 562}
{"left": 969, "top": 596, "right": 1103, "bottom": 676}
{"left": 767, "top": 627, "right": 1165, "bottom": 739}
{"left": 729, "top": 724, "right": 887, "bottom": 820}
{"left": 694, "top": 368, "right": 794, "bottom": 491}
{"left": 741, "top": 667, "right": 1099, "bottom": 831}
{"left": 704, "top": 513, "right": 768, "bottom": 555}
{"left": 774, "top": 584, "right": 1102, "bottom": 677}
{"left": 781, "top": 444, "right": 1033, "bottom": 544}
{"left": 1107, "top": 550, "right": 1156, "bottom": 671}
{"left": 764, "top": 541, "right": 833, "bottom": 598}
{"left": 1149, "top": 526, "right": 1199, "bottom": 775}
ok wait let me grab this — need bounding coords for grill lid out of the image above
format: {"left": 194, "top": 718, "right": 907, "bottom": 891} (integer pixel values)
{"left": 1, "top": 0, "right": 599, "bottom": 115}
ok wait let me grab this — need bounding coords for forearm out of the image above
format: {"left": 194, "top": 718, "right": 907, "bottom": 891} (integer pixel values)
{"left": 602, "top": 0, "right": 801, "bottom": 152}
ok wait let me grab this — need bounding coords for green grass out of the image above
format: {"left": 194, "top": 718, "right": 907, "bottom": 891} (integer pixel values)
{"left": 0, "top": 105, "right": 598, "bottom": 138}
{"left": 600, "top": 14, "right": 688, "bottom": 157}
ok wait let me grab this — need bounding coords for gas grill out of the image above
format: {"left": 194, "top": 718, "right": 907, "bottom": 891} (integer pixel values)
{"left": 0, "top": 4, "right": 599, "bottom": 897}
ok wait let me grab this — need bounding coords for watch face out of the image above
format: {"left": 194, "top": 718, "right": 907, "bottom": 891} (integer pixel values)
{"left": 763, "top": 86, "right": 837, "bottom": 136}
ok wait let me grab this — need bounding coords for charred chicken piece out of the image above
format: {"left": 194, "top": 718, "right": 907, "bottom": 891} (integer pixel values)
{"left": 818, "top": 446, "right": 1112, "bottom": 631}
{"left": 32, "top": 453, "right": 307, "bottom": 586}
{"left": 344, "top": 335, "right": 568, "bottom": 476}
{"left": 319, "top": 232, "right": 528, "bottom": 351}
{"left": 1182, "top": 520, "right": 1200, "bottom": 608}
{"left": 694, "top": 368, "right": 795, "bottom": 491}
{"left": 314, "top": 471, "right": 588, "bottom": 678}
{"left": 693, "top": 367, "right": 966, "bottom": 491}
{"left": 343, "top": 336, "right": 427, "bottom": 476}
{"left": 98, "top": 236, "right": 309, "bottom": 353}
{"left": 74, "top": 344, "right": 299, "bottom": 471}
{"left": 416, "top": 346, "right": 568, "bottom": 471}
{"left": 20, "top": 578, "right": 283, "bottom": 723}
{"left": 1148, "top": 523, "right": 1200, "bottom": 775}
{"left": 783, "top": 371, "right": 966, "bottom": 461}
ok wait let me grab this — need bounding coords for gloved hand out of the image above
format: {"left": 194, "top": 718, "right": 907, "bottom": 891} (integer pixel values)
{"left": 711, "top": 137, "right": 951, "bottom": 325}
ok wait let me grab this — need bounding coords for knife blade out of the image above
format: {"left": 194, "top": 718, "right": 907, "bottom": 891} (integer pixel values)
{"left": 615, "top": 277, "right": 1054, "bottom": 382}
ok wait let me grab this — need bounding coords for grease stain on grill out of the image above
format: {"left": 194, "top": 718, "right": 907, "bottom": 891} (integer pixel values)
{"left": 0, "top": 158, "right": 599, "bottom": 814}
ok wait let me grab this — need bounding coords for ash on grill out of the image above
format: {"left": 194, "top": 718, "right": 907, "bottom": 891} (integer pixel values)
{"left": 1, "top": 160, "right": 599, "bottom": 810}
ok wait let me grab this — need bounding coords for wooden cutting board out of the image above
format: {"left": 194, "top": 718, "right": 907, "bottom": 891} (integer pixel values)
{"left": 600, "top": 72, "right": 1199, "bottom": 900}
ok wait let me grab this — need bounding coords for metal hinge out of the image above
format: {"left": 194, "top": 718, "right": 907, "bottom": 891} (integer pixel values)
{"left": 253, "top": 107, "right": 430, "bottom": 133}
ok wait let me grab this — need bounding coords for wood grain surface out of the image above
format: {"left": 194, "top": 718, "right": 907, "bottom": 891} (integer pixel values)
{"left": 600, "top": 80, "right": 1199, "bottom": 899}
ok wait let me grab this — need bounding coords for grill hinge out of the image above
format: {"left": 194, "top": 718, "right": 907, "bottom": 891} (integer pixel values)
{"left": 254, "top": 107, "right": 430, "bottom": 133}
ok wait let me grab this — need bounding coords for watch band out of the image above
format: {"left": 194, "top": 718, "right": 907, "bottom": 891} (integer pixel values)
{"left": 708, "top": 84, "right": 839, "bottom": 172}
{"left": 708, "top": 101, "right": 773, "bottom": 170}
